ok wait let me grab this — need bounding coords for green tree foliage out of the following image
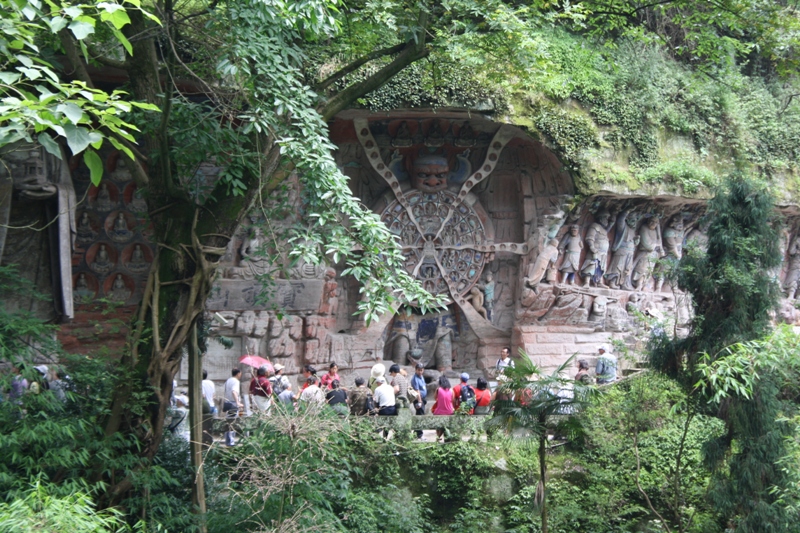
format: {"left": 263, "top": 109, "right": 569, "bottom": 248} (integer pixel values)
{"left": 0, "top": 482, "right": 132, "bottom": 533}
{"left": 648, "top": 175, "right": 795, "bottom": 532}
{"left": 489, "top": 353, "right": 596, "bottom": 533}
{"left": 695, "top": 327, "right": 800, "bottom": 533}
{"left": 0, "top": 0, "right": 158, "bottom": 183}
{"left": 207, "top": 404, "right": 431, "bottom": 533}
{"left": 650, "top": 174, "right": 780, "bottom": 382}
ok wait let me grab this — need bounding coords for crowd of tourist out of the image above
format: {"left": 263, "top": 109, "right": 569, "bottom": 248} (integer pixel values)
{"left": 0, "top": 345, "right": 618, "bottom": 448}
{"left": 205, "top": 345, "right": 618, "bottom": 419}
{"left": 1, "top": 364, "right": 70, "bottom": 405}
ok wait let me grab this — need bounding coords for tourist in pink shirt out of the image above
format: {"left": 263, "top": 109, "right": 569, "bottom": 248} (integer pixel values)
{"left": 432, "top": 375, "right": 454, "bottom": 415}
{"left": 432, "top": 375, "right": 454, "bottom": 441}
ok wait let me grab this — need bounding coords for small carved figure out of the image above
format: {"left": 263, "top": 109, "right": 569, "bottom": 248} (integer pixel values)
{"left": 455, "top": 121, "right": 475, "bottom": 147}
{"left": 441, "top": 224, "right": 456, "bottom": 246}
{"left": 784, "top": 233, "right": 800, "bottom": 300}
{"left": 76, "top": 212, "right": 97, "bottom": 245}
{"left": 94, "top": 183, "right": 115, "bottom": 211}
{"left": 466, "top": 286, "right": 489, "bottom": 320}
{"left": 525, "top": 238, "right": 560, "bottom": 291}
{"left": 73, "top": 272, "right": 94, "bottom": 303}
{"left": 402, "top": 224, "right": 418, "bottom": 245}
{"left": 768, "top": 225, "right": 788, "bottom": 283}
{"left": 90, "top": 244, "right": 113, "bottom": 274}
{"left": 581, "top": 211, "right": 612, "bottom": 288}
{"left": 126, "top": 244, "right": 149, "bottom": 273}
{"left": 319, "top": 267, "right": 339, "bottom": 316}
{"left": 389, "top": 316, "right": 411, "bottom": 364}
{"left": 478, "top": 272, "right": 496, "bottom": 320}
{"left": 425, "top": 120, "right": 445, "bottom": 147}
{"left": 392, "top": 121, "right": 413, "bottom": 147}
{"left": 589, "top": 295, "right": 611, "bottom": 322}
{"left": 655, "top": 216, "right": 685, "bottom": 292}
{"left": 631, "top": 217, "right": 662, "bottom": 291}
{"left": 558, "top": 225, "right": 583, "bottom": 285}
{"left": 109, "top": 274, "right": 130, "bottom": 301}
{"left": 228, "top": 227, "right": 271, "bottom": 280}
{"left": 662, "top": 216, "right": 685, "bottom": 260}
{"left": 605, "top": 209, "right": 640, "bottom": 290}
{"left": 685, "top": 224, "right": 709, "bottom": 253}
{"left": 128, "top": 186, "right": 148, "bottom": 214}
{"left": 109, "top": 212, "right": 133, "bottom": 243}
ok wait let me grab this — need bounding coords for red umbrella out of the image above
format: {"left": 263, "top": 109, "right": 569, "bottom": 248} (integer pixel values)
{"left": 238, "top": 355, "right": 274, "bottom": 372}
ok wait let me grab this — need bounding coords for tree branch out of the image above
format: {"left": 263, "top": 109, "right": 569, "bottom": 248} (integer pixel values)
{"left": 57, "top": 29, "right": 95, "bottom": 88}
{"left": 85, "top": 42, "right": 128, "bottom": 69}
{"left": 315, "top": 42, "right": 406, "bottom": 92}
{"left": 176, "top": 0, "right": 220, "bottom": 23}
{"left": 319, "top": 10, "right": 430, "bottom": 121}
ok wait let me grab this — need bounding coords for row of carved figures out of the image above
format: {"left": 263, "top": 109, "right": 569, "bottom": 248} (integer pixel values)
{"left": 522, "top": 206, "right": 800, "bottom": 300}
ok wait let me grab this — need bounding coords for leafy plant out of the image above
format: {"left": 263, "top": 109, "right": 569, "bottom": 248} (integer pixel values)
{"left": 0, "top": 0, "right": 159, "bottom": 184}
{"left": 0, "top": 482, "right": 133, "bottom": 533}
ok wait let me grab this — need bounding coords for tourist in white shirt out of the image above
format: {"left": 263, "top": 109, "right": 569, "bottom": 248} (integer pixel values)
{"left": 373, "top": 376, "right": 397, "bottom": 416}
{"left": 496, "top": 346, "right": 515, "bottom": 374}
{"left": 201, "top": 370, "right": 217, "bottom": 415}
{"left": 223, "top": 368, "right": 242, "bottom": 446}
{"left": 299, "top": 376, "right": 325, "bottom": 405}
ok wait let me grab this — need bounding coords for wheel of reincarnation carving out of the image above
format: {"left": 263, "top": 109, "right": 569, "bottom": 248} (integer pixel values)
{"left": 380, "top": 189, "right": 487, "bottom": 299}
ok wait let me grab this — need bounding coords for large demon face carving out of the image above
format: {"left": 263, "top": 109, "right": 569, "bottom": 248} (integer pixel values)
{"left": 411, "top": 154, "right": 449, "bottom": 193}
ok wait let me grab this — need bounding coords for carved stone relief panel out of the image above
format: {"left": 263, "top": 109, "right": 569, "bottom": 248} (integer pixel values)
{"left": 70, "top": 151, "right": 155, "bottom": 307}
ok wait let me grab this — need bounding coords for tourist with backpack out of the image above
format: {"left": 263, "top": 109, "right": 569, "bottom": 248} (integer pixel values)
{"left": 270, "top": 363, "right": 290, "bottom": 397}
{"left": 495, "top": 347, "right": 515, "bottom": 375}
{"left": 348, "top": 377, "right": 372, "bottom": 416}
{"left": 453, "top": 372, "right": 477, "bottom": 414}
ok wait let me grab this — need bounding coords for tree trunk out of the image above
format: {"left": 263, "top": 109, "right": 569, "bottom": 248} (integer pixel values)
{"left": 188, "top": 321, "right": 207, "bottom": 532}
{"left": 539, "top": 423, "right": 548, "bottom": 533}
{"left": 97, "top": 3, "right": 434, "bottom": 506}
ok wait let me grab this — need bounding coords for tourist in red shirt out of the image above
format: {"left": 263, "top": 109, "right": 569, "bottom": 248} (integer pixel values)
{"left": 474, "top": 377, "right": 492, "bottom": 415}
{"left": 249, "top": 366, "right": 272, "bottom": 413}
{"left": 320, "top": 362, "right": 340, "bottom": 390}
{"left": 452, "top": 372, "right": 476, "bottom": 414}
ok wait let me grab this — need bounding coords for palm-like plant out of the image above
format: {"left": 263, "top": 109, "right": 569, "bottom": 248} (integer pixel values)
{"left": 488, "top": 351, "right": 597, "bottom": 533}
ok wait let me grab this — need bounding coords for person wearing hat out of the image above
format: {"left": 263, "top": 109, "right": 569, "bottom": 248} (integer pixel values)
{"left": 372, "top": 375, "right": 397, "bottom": 416}
{"left": 270, "top": 363, "right": 290, "bottom": 397}
{"left": 595, "top": 345, "right": 618, "bottom": 384}
{"left": 452, "top": 372, "right": 476, "bottom": 414}
{"left": 368, "top": 363, "right": 386, "bottom": 392}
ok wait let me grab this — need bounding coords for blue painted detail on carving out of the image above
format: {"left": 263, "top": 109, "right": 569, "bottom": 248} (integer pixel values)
{"left": 417, "top": 318, "right": 438, "bottom": 343}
